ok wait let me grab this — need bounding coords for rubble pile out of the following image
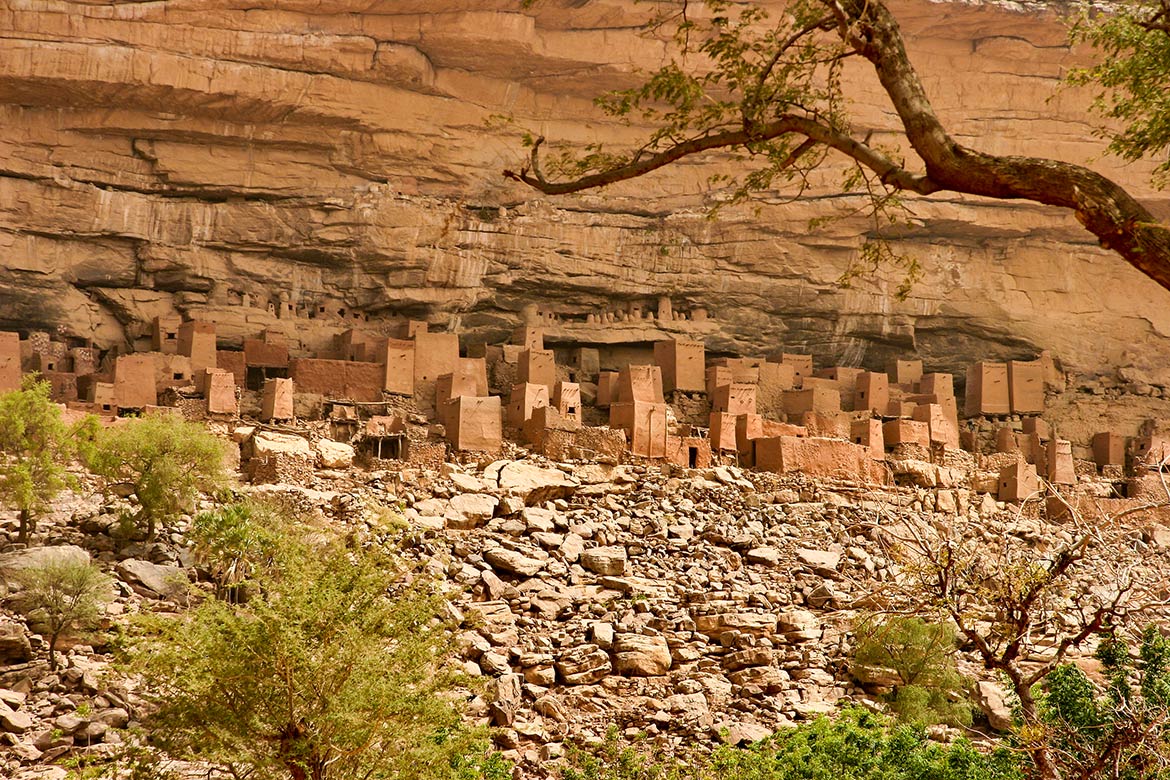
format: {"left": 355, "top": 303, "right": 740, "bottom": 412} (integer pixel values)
{"left": 3, "top": 448, "right": 1169, "bottom": 779}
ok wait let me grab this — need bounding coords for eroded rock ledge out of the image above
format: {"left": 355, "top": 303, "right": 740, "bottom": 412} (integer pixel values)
{"left": 1, "top": 0, "right": 1168, "bottom": 381}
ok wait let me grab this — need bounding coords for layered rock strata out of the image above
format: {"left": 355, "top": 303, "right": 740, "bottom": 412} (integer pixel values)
{"left": 1, "top": 0, "right": 1168, "bottom": 380}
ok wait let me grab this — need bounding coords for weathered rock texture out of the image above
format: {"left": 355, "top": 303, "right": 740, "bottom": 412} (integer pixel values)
{"left": 1, "top": 0, "right": 1169, "bottom": 378}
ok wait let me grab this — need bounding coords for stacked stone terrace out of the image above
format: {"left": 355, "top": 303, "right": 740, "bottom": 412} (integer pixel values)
{"left": 1, "top": 317, "right": 1164, "bottom": 508}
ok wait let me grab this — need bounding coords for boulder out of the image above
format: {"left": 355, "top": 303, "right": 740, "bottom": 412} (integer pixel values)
{"left": 793, "top": 700, "right": 836, "bottom": 720}
{"left": 977, "top": 680, "right": 1013, "bottom": 731}
{"left": 795, "top": 547, "right": 840, "bottom": 570}
{"left": 449, "top": 472, "right": 488, "bottom": 492}
{"left": 494, "top": 461, "right": 579, "bottom": 505}
{"left": 115, "top": 559, "right": 190, "bottom": 601}
{"left": 558, "top": 533, "right": 585, "bottom": 563}
{"left": 712, "top": 466, "right": 753, "bottom": 490}
{"left": 694, "top": 613, "right": 777, "bottom": 638}
{"left": 447, "top": 493, "right": 499, "bottom": 528}
{"left": 55, "top": 713, "right": 86, "bottom": 734}
{"left": 0, "top": 689, "right": 27, "bottom": 709}
{"left": 0, "top": 620, "right": 32, "bottom": 664}
{"left": 555, "top": 643, "right": 611, "bottom": 684}
{"left": 532, "top": 531, "right": 564, "bottom": 549}
{"left": 413, "top": 498, "right": 448, "bottom": 518}
{"left": 534, "top": 694, "right": 568, "bottom": 722}
{"left": 806, "top": 582, "right": 843, "bottom": 609}
{"left": 722, "top": 647, "right": 775, "bottom": 670}
{"left": 745, "top": 547, "right": 780, "bottom": 566}
{"left": 666, "top": 692, "right": 711, "bottom": 722}
{"left": 722, "top": 721, "right": 772, "bottom": 746}
{"left": 488, "top": 673, "right": 523, "bottom": 726}
{"left": 315, "top": 439, "right": 355, "bottom": 468}
{"left": 614, "top": 633, "right": 671, "bottom": 676}
{"left": 589, "top": 622, "right": 615, "bottom": 649}
{"left": 95, "top": 708, "right": 129, "bottom": 728}
{"left": 851, "top": 663, "right": 902, "bottom": 691}
{"left": 480, "top": 569, "right": 519, "bottom": 600}
{"left": 777, "top": 608, "right": 820, "bottom": 642}
{"left": 522, "top": 506, "right": 558, "bottom": 533}
{"left": 0, "top": 545, "right": 90, "bottom": 589}
{"left": 523, "top": 663, "right": 556, "bottom": 686}
{"left": 727, "top": 666, "right": 790, "bottom": 693}
{"left": 580, "top": 545, "right": 627, "bottom": 576}
{"left": 75, "top": 720, "right": 107, "bottom": 745}
{"left": 251, "top": 431, "right": 313, "bottom": 458}
{"left": 479, "top": 651, "right": 511, "bottom": 676}
{"left": 1, "top": 708, "right": 33, "bottom": 734}
{"left": 483, "top": 547, "right": 546, "bottom": 578}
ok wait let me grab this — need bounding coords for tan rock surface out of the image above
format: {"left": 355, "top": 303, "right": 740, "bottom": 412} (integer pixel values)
{"left": 1, "top": 0, "right": 1168, "bottom": 378}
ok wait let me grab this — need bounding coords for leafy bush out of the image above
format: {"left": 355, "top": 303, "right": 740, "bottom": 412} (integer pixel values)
{"left": 851, "top": 615, "right": 973, "bottom": 727}
{"left": 0, "top": 376, "right": 97, "bottom": 541}
{"left": 1038, "top": 626, "right": 1170, "bottom": 780}
{"left": 14, "top": 558, "right": 112, "bottom": 670}
{"left": 87, "top": 414, "right": 227, "bottom": 539}
{"left": 560, "top": 708, "right": 1019, "bottom": 780}
{"left": 187, "top": 499, "right": 281, "bottom": 600}
{"left": 127, "top": 517, "right": 505, "bottom": 780}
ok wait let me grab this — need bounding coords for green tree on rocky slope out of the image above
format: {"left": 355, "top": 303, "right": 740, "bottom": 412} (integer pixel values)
{"left": 0, "top": 376, "right": 96, "bottom": 542}
{"left": 87, "top": 414, "right": 227, "bottom": 540}
{"left": 1036, "top": 625, "right": 1170, "bottom": 780}
{"left": 882, "top": 508, "right": 1170, "bottom": 780}
{"left": 126, "top": 513, "right": 505, "bottom": 780}
{"left": 850, "top": 615, "right": 973, "bottom": 728}
{"left": 505, "top": 0, "right": 1170, "bottom": 293}
{"left": 14, "top": 558, "right": 112, "bottom": 671}
{"left": 187, "top": 499, "right": 283, "bottom": 601}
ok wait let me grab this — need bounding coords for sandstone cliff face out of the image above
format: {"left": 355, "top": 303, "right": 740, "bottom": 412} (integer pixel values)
{"left": 1, "top": 0, "right": 1168, "bottom": 380}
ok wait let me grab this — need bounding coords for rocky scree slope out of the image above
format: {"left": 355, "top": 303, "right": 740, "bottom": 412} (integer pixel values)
{"left": 1, "top": 452, "right": 1168, "bottom": 778}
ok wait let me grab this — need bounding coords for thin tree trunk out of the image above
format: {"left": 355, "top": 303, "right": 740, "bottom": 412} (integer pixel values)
{"left": 18, "top": 508, "right": 32, "bottom": 543}
{"left": 47, "top": 630, "right": 59, "bottom": 672}
{"left": 1014, "top": 669, "right": 1063, "bottom": 780}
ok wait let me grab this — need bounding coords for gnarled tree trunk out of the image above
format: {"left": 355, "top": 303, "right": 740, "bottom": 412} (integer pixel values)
{"left": 504, "top": 0, "right": 1170, "bottom": 294}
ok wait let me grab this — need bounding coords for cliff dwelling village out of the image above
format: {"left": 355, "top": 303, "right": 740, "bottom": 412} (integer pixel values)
{"left": 0, "top": 308, "right": 1149, "bottom": 505}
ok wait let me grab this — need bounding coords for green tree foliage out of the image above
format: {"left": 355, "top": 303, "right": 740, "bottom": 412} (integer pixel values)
{"left": 560, "top": 708, "right": 1020, "bottom": 780}
{"left": 14, "top": 558, "right": 112, "bottom": 671}
{"left": 1070, "top": 2, "right": 1170, "bottom": 187}
{"left": 127, "top": 515, "right": 505, "bottom": 780}
{"left": 87, "top": 414, "right": 227, "bottom": 540}
{"left": 1036, "top": 626, "right": 1170, "bottom": 780}
{"left": 851, "top": 616, "right": 973, "bottom": 728}
{"left": 0, "top": 375, "right": 97, "bottom": 542}
{"left": 187, "top": 499, "right": 281, "bottom": 600}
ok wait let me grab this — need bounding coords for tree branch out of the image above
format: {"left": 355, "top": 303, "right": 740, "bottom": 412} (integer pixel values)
{"left": 504, "top": 0, "right": 1170, "bottom": 293}
{"left": 830, "top": 0, "right": 1170, "bottom": 290}
{"left": 503, "top": 116, "right": 938, "bottom": 196}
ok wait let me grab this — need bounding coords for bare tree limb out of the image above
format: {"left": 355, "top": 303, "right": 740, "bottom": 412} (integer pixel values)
{"left": 503, "top": 116, "right": 938, "bottom": 196}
